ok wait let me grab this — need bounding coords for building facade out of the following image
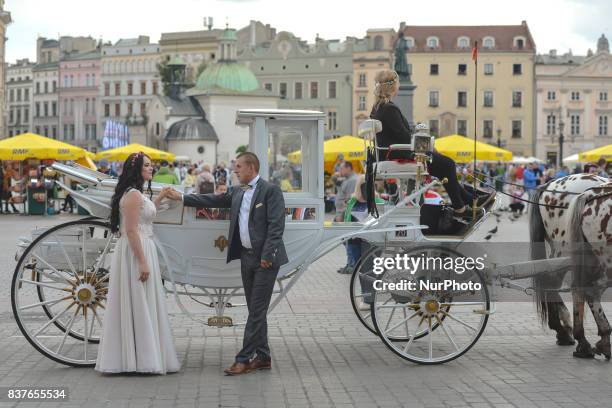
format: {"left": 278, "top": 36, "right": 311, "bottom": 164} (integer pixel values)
{"left": 100, "top": 37, "right": 161, "bottom": 148}
{"left": 352, "top": 28, "right": 395, "bottom": 135}
{"left": 535, "top": 35, "right": 612, "bottom": 164}
{"left": 238, "top": 30, "right": 354, "bottom": 138}
{"left": 0, "top": 2, "right": 11, "bottom": 138}
{"left": 6, "top": 58, "right": 34, "bottom": 136}
{"left": 59, "top": 50, "right": 101, "bottom": 151}
{"left": 402, "top": 22, "right": 536, "bottom": 156}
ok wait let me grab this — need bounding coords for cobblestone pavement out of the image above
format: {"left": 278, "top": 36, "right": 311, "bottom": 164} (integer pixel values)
{"left": 0, "top": 212, "right": 611, "bottom": 408}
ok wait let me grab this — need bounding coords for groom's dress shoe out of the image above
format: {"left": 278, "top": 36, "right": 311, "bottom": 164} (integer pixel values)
{"left": 224, "top": 362, "right": 252, "bottom": 376}
{"left": 250, "top": 358, "right": 271, "bottom": 370}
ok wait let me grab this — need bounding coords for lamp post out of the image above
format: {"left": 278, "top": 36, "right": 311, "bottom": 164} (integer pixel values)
{"left": 496, "top": 128, "right": 502, "bottom": 148}
{"left": 557, "top": 118, "right": 565, "bottom": 168}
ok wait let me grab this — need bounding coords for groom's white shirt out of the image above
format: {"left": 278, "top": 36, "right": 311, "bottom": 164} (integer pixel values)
{"left": 239, "top": 175, "right": 259, "bottom": 249}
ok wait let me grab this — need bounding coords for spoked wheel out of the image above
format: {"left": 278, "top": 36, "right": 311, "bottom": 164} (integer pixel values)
{"left": 11, "top": 219, "right": 115, "bottom": 367}
{"left": 371, "top": 245, "right": 490, "bottom": 364}
{"left": 350, "top": 244, "right": 445, "bottom": 340}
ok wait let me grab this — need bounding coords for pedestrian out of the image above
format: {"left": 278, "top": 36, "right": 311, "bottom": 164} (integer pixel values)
{"left": 152, "top": 161, "right": 179, "bottom": 185}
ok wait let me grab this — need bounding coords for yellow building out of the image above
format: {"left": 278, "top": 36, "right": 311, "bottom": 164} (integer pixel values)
{"left": 401, "top": 22, "right": 536, "bottom": 156}
{"left": 352, "top": 29, "right": 395, "bottom": 135}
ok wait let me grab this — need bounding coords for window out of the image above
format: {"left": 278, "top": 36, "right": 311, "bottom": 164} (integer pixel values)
{"left": 483, "top": 37, "right": 495, "bottom": 49}
{"left": 429, "top": 119, "right": 439, "bottom": 137}
{"left": 512, "top": 120, "right": 522, "bottom": 138}
{"left": 294, "top": 82, "right": 303, "bottom": 99}
{"left": 279, "top": 82, "right": 287, "bottom": 99}
{"left": 267, "top": 123, "right": 308, "bottom": 192}
{"left": 358, "top": 73, "right": 366, "bottom": 87}
{"left": 62, "top": 124, "right": 67, "bottom": 140}
{"left": 35, "top": 126, "right": 41, "bottom": 135}
{"left": 457, "top": 91, "right": 467, "bottom": 107}
{"left": 16, "top": 89, "right": 21, "bottom": 102}
{"left": 104, "top": 104, "right": 110, "bottom": 117}
{"left": 358, "top": 96, "right": 366, "bottom": 111}
{"left": 546, "top": 114, "right": 556, "bottom": 135}
{"left": 9, "top": 89, "right": 13, "bottom": 102}
{"left": 127, "top": 82, "right": 133, "bottom": 96}
{"left": 430, "top": 64, "right": 439, "bottom": 75}
{"left": 514, "top": 37, "right": 525, "bottom": 49}
{"left": 458, "top": 64, "right": 467, "bottom": 75}
{"left": 52, "top": 126, "right": 57, "bottom": 139}
{"left": 457, "top": 37, "right": 470, "bottom": 49}
{"left": 9, "top": 109, "right": 12, "bottom": 123}
{"left": 427, "top": 37, "right": 439, "bottom": 48}
{"left": 43, "top": 102, "right": 48, "bottom": 117}
{"left": 373, "top": 35, "right": 384, "bottom": 51}
{"left": 152, "top": 82, "right": 158, "bottom": 95}
{"left": 16, "top": 109, "right": 20, "bottom": 124}
{"left": 140, "top": 102, "right": 146, "bottom": 116}
{"left": 63, "top": 75, "right": 68, "bottom": 87}
{"left": 327, "top": 110, "right": 337, "bottom": 131}
{"left": 141, "top": 81, "right": 146, "bottom": 95}
{"left": 52, "top": 101, "right": 56, "bottom": 117}
{"left": 599, "top": 115, "right": 608, "bottom": 136}
{"left": 115, "top": 103, "right": 120, "bottom": 117}
{"left": 115, "top": 82, "right": 121, "bottom": 96}
{"left": 483, "top": 120, "right": 493, "bottom": 138}
{"left": 24, "top": 89, "right": 29, "bottom": 101}
{"left": 512, "top": 91, "right": 522, "bottom": 107}
{"left": 127, "top": 102, "right": 133, "bottom": 116}
{"left": 43, "top": 126, "right": 48, "bottom": 137}
{"left": 571, "top": 91, "right": 580, "bottom": 101}
{"left": 36, "top": 82, "right": 40, "bottom": 94}
{"left": 52, "top": 81, "right": 56, "bottom": 92}
{"left": 513, "top": 64, "right": 522, "bottom": 75}
{"left": 405, "top": 37, "right": 415, "bottom": 49}
{"left": 570, "top": 115, "right": 580, "bottom": 135}
{"left": 484, "top": 91, "right": 494, "bottom": 107}
{"left": 264, "top": 83, "right": 272, "bottom": 92}
{"left": 104, "top": 83, "right": 110, "bottom": 96}
{"left": 310, "top": 81, "right": 318, "bottom": 99}
{"left": 85, "top": 74, "right": 90, "bottom": 86}
{"left": 547, "top": 91, "right": 556, "bottom": 101}
{"left": 599, "top": 91, "right": 608, "bottom": 102}
{"left": 24, "top": 108, "right": 29, "bottom": 123}
{"left": 328, "top": 81, "right": 337, "bottom": 99}
{"left": 35, "top": 102, "right": 40, "bottom": 118}
{"left": 457, "top": 120, "right": 468, "bottom": 136}
{"left": 44, "top": 82, "right": 48, "bottom": 93}
{"left": 429, "top": 91, "right": 439, "bottom": 107}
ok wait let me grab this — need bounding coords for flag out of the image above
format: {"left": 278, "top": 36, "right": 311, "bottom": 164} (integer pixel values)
{"left": 472, "top": 42, "right": 478, "bottom": 62}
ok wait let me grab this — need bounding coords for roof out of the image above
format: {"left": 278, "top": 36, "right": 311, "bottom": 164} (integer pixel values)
{"left": 156, "top": 95, "right": 203, "bottom": 116}
{"left": 194, "top": 61, "right": 259, "bottom": 93}
{"left": 165, "top": 117, "right": 218, "bottom": 141}
{"left": 160, "top": 29, "right": 223, "bottom": 43}
{"left": 220, "top": 28, "right": 237, "bottom": 42}
{"left": 401, "top": 24, "right": 536, "bottom": 52}
{"left": 61, "top": 49, "right": 101, "bottom": 61}
{"left": 536, "top": 52, "right": 586, "bottom": 65}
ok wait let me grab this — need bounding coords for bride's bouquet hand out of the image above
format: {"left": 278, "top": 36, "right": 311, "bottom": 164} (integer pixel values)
{"left": 139, "top": 263, "right": 150, "bottom": 282}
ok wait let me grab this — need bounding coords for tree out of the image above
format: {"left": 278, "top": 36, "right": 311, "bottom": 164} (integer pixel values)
{"left": 156, "top": 58, "right": 172, "bottom": 97}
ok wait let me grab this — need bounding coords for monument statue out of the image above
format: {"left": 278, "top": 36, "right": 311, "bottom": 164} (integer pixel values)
{"left": 394, "top": 32, "right": 411, "bottom": 83}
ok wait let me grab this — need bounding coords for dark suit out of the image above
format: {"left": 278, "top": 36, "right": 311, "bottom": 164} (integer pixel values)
{"left": 183, "top": 177, "right": 288, "bottom": 363}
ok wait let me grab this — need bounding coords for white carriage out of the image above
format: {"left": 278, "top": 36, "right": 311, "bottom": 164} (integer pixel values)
{"left": 12, "top": 109, "right": 509, "bottom": 367}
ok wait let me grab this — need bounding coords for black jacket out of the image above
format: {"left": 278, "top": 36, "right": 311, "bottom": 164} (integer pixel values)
{"left": 370, "top": 101, "right": 413, "bottom": 149}
{"left": 183, "top": 178, "right": 289, "bottom": 267}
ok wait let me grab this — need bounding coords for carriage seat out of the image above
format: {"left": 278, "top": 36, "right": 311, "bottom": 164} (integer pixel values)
{"left": 389, "top": 143, "right": 413, "bottom": 151}
{"left": 376, "top": 160, "right": 427, "bottom": 178}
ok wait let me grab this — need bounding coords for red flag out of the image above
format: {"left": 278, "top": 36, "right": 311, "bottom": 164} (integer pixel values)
{"left": 472, "top": 45, "right": 478, "bottom": 61}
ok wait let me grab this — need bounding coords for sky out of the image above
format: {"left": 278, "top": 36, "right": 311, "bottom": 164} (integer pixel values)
{"left": 3, "top": 0, "right": 611, "bottom": 63}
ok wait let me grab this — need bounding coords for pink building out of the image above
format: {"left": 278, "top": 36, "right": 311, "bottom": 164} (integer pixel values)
{"left": 59, "top": 50, "right": 101, "bottom": 151}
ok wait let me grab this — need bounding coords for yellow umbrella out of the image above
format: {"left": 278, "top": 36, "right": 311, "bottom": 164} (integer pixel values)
{"left": 434, "top": 135, "right": 513, "bottom": 163}
{"left": 0, "top": 132, "right": 89, "bottom": 161}
{"left": 95, "top": 143, "right": 176, "bottom": 162}
{"left": 288, "top": 135, "right": 371, "bottom": 173}
{"left": 578, "top": 144, "right": 612, "bottom": 162}
{"left": 76, "top": 156, "right": 98, "bottom": 170}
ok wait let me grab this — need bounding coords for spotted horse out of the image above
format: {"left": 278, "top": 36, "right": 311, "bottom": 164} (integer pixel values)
{"left": 529, "top": 173, "right": 611, "bottom": 359}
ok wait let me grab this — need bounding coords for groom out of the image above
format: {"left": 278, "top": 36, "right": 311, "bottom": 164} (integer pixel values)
{"left": 163, "top": 152, "right": 288, "bottom": 375}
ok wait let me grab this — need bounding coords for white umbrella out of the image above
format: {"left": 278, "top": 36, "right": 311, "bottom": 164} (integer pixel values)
{"left": 563, "top": 153, "right": 580, "bottom": 164}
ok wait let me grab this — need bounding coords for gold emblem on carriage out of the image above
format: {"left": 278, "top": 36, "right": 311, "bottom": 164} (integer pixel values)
{"left": 214, "top": 235, "right": 228, "bottom": 252}
{"left": 208, "top": 316, "right": 233, "bottom": 327}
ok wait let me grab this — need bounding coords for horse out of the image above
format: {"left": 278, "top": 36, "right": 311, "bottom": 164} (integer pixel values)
{"left": 529, "top": 173, "right": 611, "bottom": 359}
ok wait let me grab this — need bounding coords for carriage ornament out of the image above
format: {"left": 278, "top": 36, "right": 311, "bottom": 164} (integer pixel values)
{"left": 15, "top": 108, "right": 595, "bottom": 368}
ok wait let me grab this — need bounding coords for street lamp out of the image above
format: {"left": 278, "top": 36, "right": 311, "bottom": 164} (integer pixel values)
{"left": 496, "top": 128, "right": 502, "bottom": 148}
{"left": 557, "top": 118, "right": 565, "bottom": 168}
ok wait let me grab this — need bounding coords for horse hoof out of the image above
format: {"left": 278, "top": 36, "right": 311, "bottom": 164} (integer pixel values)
{"left": 594, "top": 340, "right": 611, "bottom": 360}
{"left": 556, "top": 338, "right": 576, "bottom": 346}
{"left": 573, "top": 350, "right": 595, "bottom": 359}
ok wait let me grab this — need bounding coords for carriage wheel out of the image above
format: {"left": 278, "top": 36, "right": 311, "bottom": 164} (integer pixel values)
{"left": 11, "top": 219, "right": 115, "bottom": 367}
{"left": 350, "top": 244, "right": 446, "bottom": 340}
{"left": 371, "top": 245, "right": 489, "bottom": 364}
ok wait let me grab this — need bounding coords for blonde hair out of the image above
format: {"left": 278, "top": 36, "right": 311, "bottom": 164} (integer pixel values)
{"left": 373, "top": 70, "right": 399, "bottom": 109}
{"left": 203, "top": 164, "right": 211, "bottom": 173}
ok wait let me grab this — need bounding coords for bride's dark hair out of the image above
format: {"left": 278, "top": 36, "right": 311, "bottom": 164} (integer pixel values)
{"left": 109, "top": 152, "right": 153, "bottom": 233}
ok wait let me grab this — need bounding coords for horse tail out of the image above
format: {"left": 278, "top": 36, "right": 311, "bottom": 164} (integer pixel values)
{"left": 528, "top": 186, "right": 549, "bottom": 324}
{"left": 567, "top": 192, "right": 590, "bottom": 291}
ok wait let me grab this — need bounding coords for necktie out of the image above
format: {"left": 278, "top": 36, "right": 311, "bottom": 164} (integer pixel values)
{"left": 240, "top": 184, "right": 252, "bottom": 192}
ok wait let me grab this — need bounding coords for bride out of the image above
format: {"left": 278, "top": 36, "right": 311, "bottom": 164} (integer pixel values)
{"left": 95, "top": 152, "right": 181, "bottom": 374}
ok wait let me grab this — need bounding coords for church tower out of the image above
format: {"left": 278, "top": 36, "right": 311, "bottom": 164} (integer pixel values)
{"left": 0, "top": 1, "right": 11, "bottom": 139}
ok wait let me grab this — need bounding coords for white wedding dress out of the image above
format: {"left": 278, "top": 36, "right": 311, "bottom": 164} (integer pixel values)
{"left": 95, "top": 188, "right": 181, "bottom": 374}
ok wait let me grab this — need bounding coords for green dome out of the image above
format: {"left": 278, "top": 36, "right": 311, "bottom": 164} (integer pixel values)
{"left": 167, "top": 55, "right": 186, "bottom": 66}
{"left": 195, "top": 61, "right": 259, "bottom": 93}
